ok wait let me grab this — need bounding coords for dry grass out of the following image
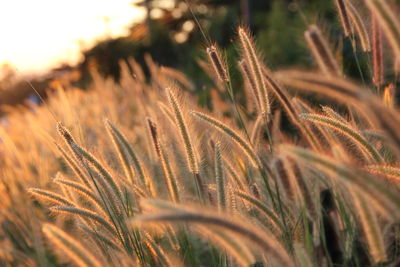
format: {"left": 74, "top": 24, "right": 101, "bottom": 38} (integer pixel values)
{"left": 1, "top": 0, "right": 400, "bottom": 266}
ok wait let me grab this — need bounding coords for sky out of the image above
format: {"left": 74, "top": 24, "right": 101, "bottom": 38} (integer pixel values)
{"left": 0, "top": 0, "right": 146, "bottom": 75}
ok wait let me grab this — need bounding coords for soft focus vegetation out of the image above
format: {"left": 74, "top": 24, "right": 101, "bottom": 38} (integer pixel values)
{"left": 1, "top": 0, "right": 400, "bottom": 266}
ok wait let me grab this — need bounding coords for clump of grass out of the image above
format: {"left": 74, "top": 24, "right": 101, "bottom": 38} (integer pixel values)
{"left": 2, "top": 1, "right": 400, "bottom": 265}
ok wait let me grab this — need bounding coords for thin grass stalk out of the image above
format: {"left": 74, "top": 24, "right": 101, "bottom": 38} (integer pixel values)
{"left": 158, "top": 101, "right": 176, "bottom": 125}
{"left": 42, "top": 224, "right": 103, "bottom": 267}
{"left": 290, "top": 160, "right": 317, "bottom": 219}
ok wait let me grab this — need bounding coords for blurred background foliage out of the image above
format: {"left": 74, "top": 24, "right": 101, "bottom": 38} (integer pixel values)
{"left": 79, "top": 0, "right": 342, "bottom": 86}
{"left": 0, "top": 0, "right": 358, "bottom": 111}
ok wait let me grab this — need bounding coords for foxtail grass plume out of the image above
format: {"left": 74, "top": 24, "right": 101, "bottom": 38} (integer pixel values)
{"left": 207, "top": 45, "right": 229, "bottom": 82}
{"left": 238, "top": 27, "right": 270, "bottom": 117}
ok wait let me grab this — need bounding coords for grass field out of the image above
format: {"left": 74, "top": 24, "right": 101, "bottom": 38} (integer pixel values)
{"left": 1, "top": 0, "right": 400, "bottom": 266}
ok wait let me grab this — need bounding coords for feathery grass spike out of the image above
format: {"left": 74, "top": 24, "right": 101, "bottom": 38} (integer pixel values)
{"left": 166, "top": 88, "right": 199, "bottom": 174}
{"left": 300, "top": 113, "right": 383, "bottom": 163}
{"left": 207, "top": 45, "right": 229, "bottom": 82}
{"left": 28, "top": 188, "right": 75, "bottom": 206}
{"left": 146, "top": 118, "right": 180, "bottom": 203}
{"left": 105, "top": 120, "right": 148, "bottom": 189}
{"left": 238, "top": 27, "right": 270, "bottom": 116}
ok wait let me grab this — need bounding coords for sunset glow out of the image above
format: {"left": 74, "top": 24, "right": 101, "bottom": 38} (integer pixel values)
{"left": 0, "top": 0, "right": 146, "bottom": 74}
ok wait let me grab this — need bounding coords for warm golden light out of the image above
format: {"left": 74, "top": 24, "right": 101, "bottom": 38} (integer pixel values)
{"left": 0, "top": 0, "right": 146, "bottom": 74}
